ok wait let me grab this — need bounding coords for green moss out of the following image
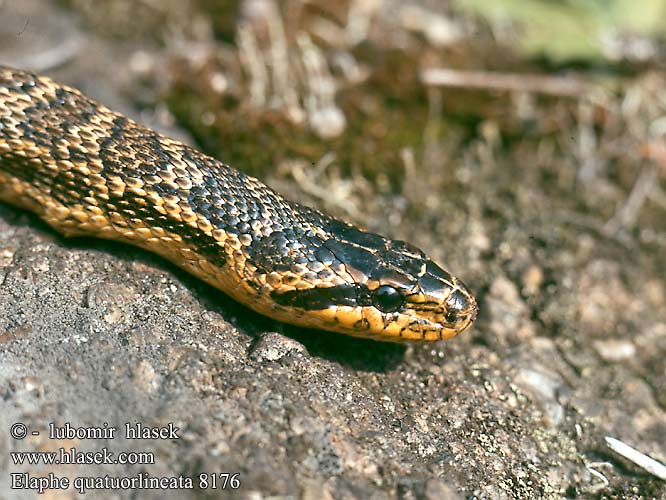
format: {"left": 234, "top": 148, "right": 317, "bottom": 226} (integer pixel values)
{"left": 166, "top": 59, "right": 432, "bottom": 184}
{"left": 455, "top": 0, "right": 666, "bottom": 62}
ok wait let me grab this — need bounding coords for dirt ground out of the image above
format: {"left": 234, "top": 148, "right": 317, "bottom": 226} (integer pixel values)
{"left": 1, "top": 1, "right": 665, "bottom": 499}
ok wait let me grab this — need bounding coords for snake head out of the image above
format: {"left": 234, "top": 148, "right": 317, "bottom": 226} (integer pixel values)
{"left": 391, "top": 259, "right": 478, "bottom": 340}
{"left": 354, "top": 255, "right": 478, "bottom": 342}
{"left": 267, "top": 221, "right": 478, "bottom": 342}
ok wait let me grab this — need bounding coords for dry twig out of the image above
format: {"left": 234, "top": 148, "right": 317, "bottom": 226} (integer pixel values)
{"left": 421, "top": 68, "right": 588, "bottom": 97}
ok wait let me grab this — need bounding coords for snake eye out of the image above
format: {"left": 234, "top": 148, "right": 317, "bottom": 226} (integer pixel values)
{"left": 372, "top": 285, "right": 403, "bottom": 313}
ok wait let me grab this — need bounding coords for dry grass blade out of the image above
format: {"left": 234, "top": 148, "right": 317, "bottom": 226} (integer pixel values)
{"left": 605, "top": 437, "right": 666, "bottom": 481}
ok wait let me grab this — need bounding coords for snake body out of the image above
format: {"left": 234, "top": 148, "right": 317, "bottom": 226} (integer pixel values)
{"left": 0, "top": 66, "right": 477, "bottom": 342}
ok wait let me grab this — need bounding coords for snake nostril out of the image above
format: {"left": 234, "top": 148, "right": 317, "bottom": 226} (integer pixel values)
{"left": 445, "top": 310, "right": 458, "bottom": 324}
{"left": 445, "top": 308, "right": 472, "bottom": 326}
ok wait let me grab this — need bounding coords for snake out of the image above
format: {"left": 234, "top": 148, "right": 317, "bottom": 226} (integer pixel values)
{"left": 0, "top": 66, "right": 477, "bottom": 342}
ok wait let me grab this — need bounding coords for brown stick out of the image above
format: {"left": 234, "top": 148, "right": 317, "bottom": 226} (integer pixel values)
{"left": 421, "top": 68, "right": 589, "bottom": 97}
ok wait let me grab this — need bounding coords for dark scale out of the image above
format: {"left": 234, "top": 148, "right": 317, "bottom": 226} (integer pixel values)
{"left": 322, "top": 238, "right": 376, "bottom": 277}
{"left": 326, "top": 219, "right": 385, "bottom": 248}
{"left": 376, "top": 247, "right": 424, "bottom": 278}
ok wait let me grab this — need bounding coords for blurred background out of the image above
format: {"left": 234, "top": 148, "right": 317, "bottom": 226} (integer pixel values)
{"left": 2, "top": 0, "right": 665, "bottom": 248}
{"left": 1, "top": 0, "right": 665, "bottom": 498}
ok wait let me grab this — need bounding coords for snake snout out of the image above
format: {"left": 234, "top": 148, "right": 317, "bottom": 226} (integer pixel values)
{"left": 444, "top": 286, "right": 478, "bottom": 330}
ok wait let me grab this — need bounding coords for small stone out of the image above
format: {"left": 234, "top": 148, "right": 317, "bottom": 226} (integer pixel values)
{"left": 424, "top": 479, "right": 461, "bottom": 500}
{"left": 521, "top": 264, "right": 544, "bottom": 295}
{"left": 514, "top": 368, "right": 565, "bottom": 425}
{"left": 593, "top": 339, "right": 636, "bottom": 362}
{"left": 250, "top": 332, "right": 307, "bottom": 362}
{"left": 103, "top": 306, "right": 123, "bottom": 324}
{"left": 302, "top": 478, "right": 334, "bottom": 500}
{"left": 645, "top": 279, "right": 665, "bottom": 308}
{"left": 0, "top": 244, "right": 17, "bottom": 267}
{"left": 133, "top": 360, "right": 160, "bottom": 393}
